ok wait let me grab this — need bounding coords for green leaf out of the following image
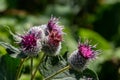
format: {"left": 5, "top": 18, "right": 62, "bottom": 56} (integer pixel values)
{"left": 0, "top": 42, "right": 19, "bottom": 54}
{"left": 114, "top": 48, "right": 120, "bottom": 59}
{"left": 0, "top": 46, "right": 6, "bottom": 55}
{"left": 82, "top": 68, "right": 99, "bottom": 80}
{"left": 0, "top": 54, "right": 20, "bottom": 80}
{"left": 39, "top": 55, "right": 99, "bottom": 80}
{"left": 68, "top": 68, "right": 99, "bottom": 80}
{"left": 0, "top": 0, "right": 7, "bottom": 12}
{"left": 39, "top": 55, "right": 67, "bottom": 78}
{"left": 0, "top": 41, "right": 27, "bottom": 58}
{"left": 52, "top": 77, "right": 76, "bottom": 80}
{"left": 63, "top": 27, "right": 77, "bottom": 53}
{"left": 79, "top": 28, "right": 111, "bottom": 50}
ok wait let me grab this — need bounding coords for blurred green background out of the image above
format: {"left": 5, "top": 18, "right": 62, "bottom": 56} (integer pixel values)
{"left": 0, "top": 0, "right": 120, "bottom": 80}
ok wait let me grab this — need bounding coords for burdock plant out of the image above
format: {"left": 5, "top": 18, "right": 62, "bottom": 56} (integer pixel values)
{"left": 0, "top": 16, "right": 101, "bottom": 80}
{"left": 45, "top": 39, "right": 100, "bottom": 80}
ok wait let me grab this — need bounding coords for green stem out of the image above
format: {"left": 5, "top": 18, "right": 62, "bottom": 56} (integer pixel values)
{"left": 16, "top": 58, "right": 28, "bottom": 80}
{"left": 31, "top": 57, "right": 33, "bottom": 80}
{"left": 31, "top": 53, "right": 45, "bottom": 80}
{"left": 44, "top": 65, "right": 71, "bottom": 80}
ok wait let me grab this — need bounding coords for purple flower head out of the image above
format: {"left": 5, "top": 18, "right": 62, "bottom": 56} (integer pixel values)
{"left": 68, "top": 39, "right": 100, "bottom": 71}
{"left": 20, "top": 34, "right": 37, "bottom": 50}
{"left": 47, "top": 17, "right": 58, "bottom": 32}
{"left": 28, "top": 26, "right": 45, "bottom": 41}
{"left": 47, "top": 17, "right": 63, "bottom": 46}
{"left": 48, "top": 29, "right": 62, "bottom": 47}
{"left": 78, "top": 40, "right": 97, "bottom": 59}
{"left": 47, "top": 17, "right": 63, "bottom": 35}
{"left": 19, "top": 26, "right": 44, "bottom": 57}
{"left": 42, "top": 17, "right": 64, "bottom": 56}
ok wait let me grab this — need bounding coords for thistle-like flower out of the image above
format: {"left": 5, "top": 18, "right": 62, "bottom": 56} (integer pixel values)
{"left": 19, "top": 26, "right": 44, "bottom": 57}
{"left": 28, "top": 26, "right": 45, "bottom": 41}
{"left": 68, "top": 40, "right": 100, "bottom": 71}
{"left": 42, "top": 17, "right": 64, "bottom": 56}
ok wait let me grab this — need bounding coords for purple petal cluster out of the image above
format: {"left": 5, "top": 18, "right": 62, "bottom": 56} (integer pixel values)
{"left": 78, "top": 41, "right": 97, "bottom": 59}
{"left": 68, "top": 40, "right": 100, "bottom": 71}
{"left": 19, "top": 27, "right": 44, "bottom": 57}
{"left": 20, "top": 34, "right": 37, "bottom": 50}
{"left": 42, "top": 17, "right": 64, "bottom": 56}
{"left": 17, "top": 17, "right": 64, "bottom": 57}
{"left": 47, "top": 17, "right": 63, "bottom": 46}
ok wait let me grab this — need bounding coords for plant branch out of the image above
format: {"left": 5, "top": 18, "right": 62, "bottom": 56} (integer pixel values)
{"left": 31, "top": 57, "right": 33, "bottom": 80}
{"left": 16, "top": 57, "right": 28, "bottom": 80}
{"left": 44, "top": 65, "right": 71, "bottom": 80}
{"left": 31, "top": 53, "right": 45, "bottom": 80}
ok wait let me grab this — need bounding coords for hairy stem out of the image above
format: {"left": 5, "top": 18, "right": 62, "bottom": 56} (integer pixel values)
{"left": 16, "top": 58, "right": 28, "bottom": 80}
{"left": 44, "top": 65, "right": 71, "bottom": 80}
{"left": 31, "top": 53, "right": 45, "bottom": 80}
{"left": 31, "top": 57, "right": 33, "bottom": 80}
